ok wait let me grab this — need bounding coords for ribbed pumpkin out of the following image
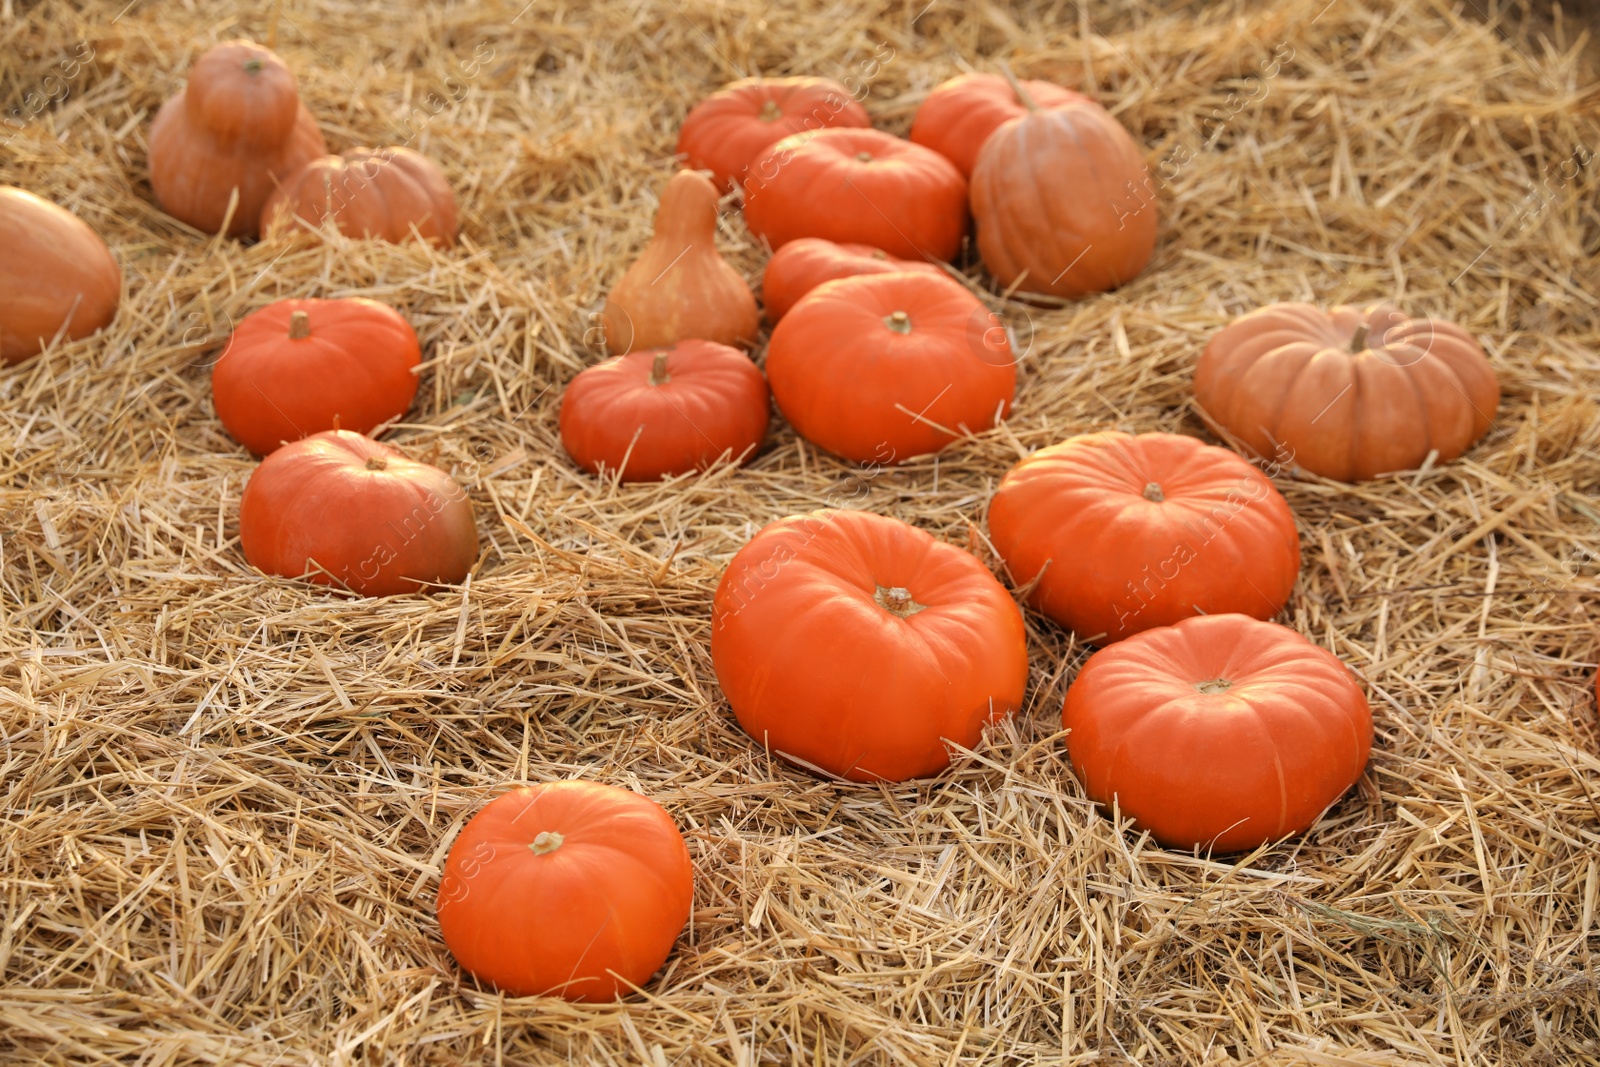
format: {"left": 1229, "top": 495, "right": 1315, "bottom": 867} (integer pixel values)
{"left": 0, "top": 187, "right": 121, "bottom": 365}
{"left": 969, "top": 89, "right": 1156, "bottom": 298}
{"left": 148, "top": 40, "right": 327, "bottom": 238}
{"left": 743, "top": 129, "right": 968, "bottom": 262}
{"left": 1064, "top": 613, "right": 1373, "bottom": 853}
{"left": 760, "top": 238, "right": 945, "bottom": 323}
{"left": 260, "top": 147, "right": 458, "bottom": 247}
{"left": 1193, "top": 301, "right": 1500, "bottom": 482}
{"left": 910, "top": 72, "right": 1090, "bottom": 177}
{"left": 212, "top": 298, "right": 421, "bottom": 455}
{"left": 987, "top": 431, "right": 1300, "bottom": 643}
{"left": 677, "top": 77, "right": 871, "bottom": 191}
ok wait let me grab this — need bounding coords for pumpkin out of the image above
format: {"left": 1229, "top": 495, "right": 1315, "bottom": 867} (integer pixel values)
{"left": 601, "top": 170, "right": 759, "bottom": 355}
{"left": 765, "top": 271, "right": 1014, "bottom": 465}
{"left": 987, "top": 431, "right": 1300, "bottom": 643}
{"left": 677, "top": 77, "right": 872, "bottom": 192}
{"left": 0, "top": 186, "right": 121, "bottom": 365}
{"left": 760, "top": 238, "right": 945, "bottom": 323}
{"left": 743, "top": 129, "right": 968, "bottom": 262}
{"left": 259, "top": 147, "right": 458, "bottom": 247}
{"left": 1063, "top": 613, "right": 1373, "bottom": 852}
{"left": 969, "top": 85, "right": 1156, "bottom": 298}
{"left": 711, "top": 509, "right": 1029, "bottom": 782}
{"left": 1193, "top": 301, "right": 1500, "bottom": 482}
{"left": 910, "top": 72, "right": 1091, "bottom": 178}
{"left": 559, "top": 340, "right": 770, "bottom": 481}
{"left": 239, "top": 429, "right": 476, "bottom": 596}
{"left": 148, "top": 40, "right": 327, "bottom": 238}
{"left": 212, "top": 298, "right": 421, "bottom": 455}
{"left": 436, "top": 780, "right": 694, "bottom": 1001}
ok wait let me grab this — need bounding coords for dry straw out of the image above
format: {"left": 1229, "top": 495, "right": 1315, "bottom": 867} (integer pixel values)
{"left": 2, "top": 0, "right": 1599, "bottom": 1063}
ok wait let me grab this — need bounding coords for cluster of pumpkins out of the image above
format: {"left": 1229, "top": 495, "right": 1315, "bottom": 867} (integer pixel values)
{"left": 0, "top": 44, "right": 1510, "bottom": 1003}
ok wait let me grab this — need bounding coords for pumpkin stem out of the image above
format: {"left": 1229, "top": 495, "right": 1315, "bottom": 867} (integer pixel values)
{"left": 1142, "top": 482, "right": 1165, "bottom": 502}
{"left": 997, "top": 60, "right": 1040, "bottom": 112}
{"left": 869, "top": 249, "right": 888, "bottom": 260}
{"left": 1349, "top": 323, "right": 1370, "bottom": 352}
{"left": 529, "top": 831, "right": 565, "bottom": 855}
{"left": 244, "top": 58, "right": 263, "bottom": 74}
{"left": 884, "top": 310, "right": 912, "bottom": 334}
{"left": 649, "top": 351, "right": 671, "bottom": 386}
{"left": 1195, "top": 678, "right": 1233, "bottom": 695}
{"left": 759, "top": 99, "right": 782, "bottom": 122}
{"left": 874, "top": 585, "right": 928, "bottom": 617}
{"left": 288, "top": 311, "right": 311, "bottom": 339}
{"left": 855, "top": 151, "right": 874, "bottom": 163}
{"left": 365, "top": 456, "right": 387, "bottom": 471}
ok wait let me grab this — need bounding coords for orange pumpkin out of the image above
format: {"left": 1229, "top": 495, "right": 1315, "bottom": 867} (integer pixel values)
{"left": 760, "top": 238, "right": 945, "bottom": 323}
{"left": 969, "top": 91, "right": 1156, "bottom": 298}
{"left": 436, "top": 780, "right": 694, "bottom": 1001}
{"left": 987, "top": 431, "right": 1300, "bottom": 643}
{"left": 0, "top": 186, "right": 121, "bottom": 365}
{"left": 148, "top": 40, "right": 327, "bottom": 238}
{"left": 711, "top": 509, "right": 1029, "bottom": 782}
{"left": 212, "top": 298, "right": 420, "bottom": 455}
{"left": 239, "top": 430, "right": 476, "bottom": 596}
{"left": 1194, "top": 301, "right": 1500, "bottom": 482}
{"left": 743, "top": 129, "right": 968, "bottom": 262}
{"left": 1064, "top": 613, "right": 1373, "bottom": 852}
{"left": 260, "top": 147, "right": 458, "bottom": 247}
{"left": 559, "top": 340, "right": 770, "bottom": 481}
{"left": 677, "top": 77, "right": 871, "bottom": 191}
{"left": 765, "top": 271, "right": 1014, "bottom": 465}
{"left": 910, "top": 72, "right": 1090, "bottom": 177}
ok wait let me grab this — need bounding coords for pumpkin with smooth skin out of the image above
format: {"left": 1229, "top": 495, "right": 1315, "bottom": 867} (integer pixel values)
{"left": 765, "top": 271, "right": 1014, "bottom": 465}
{"left": 260, "top": 147, "right": 458, "bottom": 247}
{"left": 969, "top": 86, "right": 1156, "bottom": 298}
{"left": 1193, "top": 302, "right": 1500, "bottom": 482}
{"left": 677, "top": 77, "right": 871, "bottom": 191}
{"left": 743, "top": 129, "right": 968, "bottom": 262}
{"left": 711, "top": 509, "right": 1029, "bottom": 782}
{"left": 0, "top": 187, "right": 121, "bottom": 364}
{"left": 601, "top": 170, "right": 759, "bottom": 354}
{"left": 559, "top": 340, "right": 770, "bottom": 481}
{"left": 213, "top": 298, "right": 421, "bottom": 455}
{"left": 760, "top": 238, "right": 945, "bottom": 323}
{"left": 987, "top": 431, "right": 1300, "bottom": 643}
{"left": 910, "top": 72, "right": 1091, "bottom": 177}
{"left": 1064, "top": 613, "right": 1373, "bottom": 852}
{"left": 148, "top": 40, "right": 327, "bottom": 238}
{"left": 436, "top": 780, "right": 694, "bottom": 1001}
{"left": 239, "top": 430, "right": 476, "bottom": 596}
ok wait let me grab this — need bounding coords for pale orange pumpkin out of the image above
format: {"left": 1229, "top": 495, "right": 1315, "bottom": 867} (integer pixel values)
{"left": 260, "top": 147, "right": 458, "bottom": 247}
{"left": 0, "top": 187, "right": 121, "bottom": 364}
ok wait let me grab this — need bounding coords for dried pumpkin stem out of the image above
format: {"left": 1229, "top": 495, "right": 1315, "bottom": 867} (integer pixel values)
{"left": 855, "top": 151, "right": 873, "bottom": 163}
{"left": 529, "top": 831, "right": 564, "bottom": 855}
{"left": 244, "top": 59, "right": 263, "bottom": 74}
{"left": 1349, "top": 323, "right": 1370, "bottom": 352}
{"left": 869, "top": 249, "right": 888, "bottom": 260}
{"left": 758, "top": 99, "right": 782, "bottom": 122}
{"left": 365, "top": 456, "right": 387, "bottom": 471}
{"left": 884, "top": 310, "right": 912, "bottom": 334}
{"left": 1195, "top": 678, "right": 1233, "bottom": 695}
{"left": 649, "top": 351, "right": 671, "bottom": 386}
{"left": 288, "top": 311, "right": 311, "bottom": 339}
{"left": 996, "top": 60, "right": 1039, "bottom": 112}
{"left": 1143, "top": 482, "right": 1165, "bottom": 502}
{"left": 874, "top": 585, "right": 927, "bottom": 618}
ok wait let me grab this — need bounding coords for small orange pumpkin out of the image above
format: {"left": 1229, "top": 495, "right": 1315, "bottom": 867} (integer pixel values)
{"left": 212, "top": 298, "right": 421, "bottom": 455}
{"left": 260, "top": 147, "right": 458, "bottom": 247}
{"left": 148, "top": 40, "right": 327, "bottom": 237}
{"left": 677, "top": 77, "right": 871, "bottom": 191}
{"left": 760, "top": 238, "right": 945, "bottom": 323}
{"left": 0, "top": 186, "right": 121, "bottom": 365}
{"left": 437, "top": 780, "right": 694, "bottom": 1001}
{"left": 910, "top": 72, "right": 1091, "bottom": 177}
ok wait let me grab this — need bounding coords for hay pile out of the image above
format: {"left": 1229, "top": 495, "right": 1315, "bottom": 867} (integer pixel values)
{"left": 3, "top": 0, "right": 1599, "bottom": 1062}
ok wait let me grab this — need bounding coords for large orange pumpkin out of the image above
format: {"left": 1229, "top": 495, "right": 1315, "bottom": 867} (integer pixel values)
{"left": 148, "top": 40, "right": 327, "bottom": 238}
{"left": 760, "top": 238, "right": 945, "bottom": 323}
{"left": 711, "top": 509, "right": 1029, "bottom": 783}
{"left": 436, "top": 780, "right": 694, "bottom": 1001}
{"left": 559, "top": 340, "right": 770, "bottom": 481}
{"left": 260, "top": 147, "right": 458, "bottom": 247}
{"left": 0, "top": 186, "right": 121, "bottom": 365}
{"left": 239, "top": 430, "right": 476, "bottom": 596}
{"left": 1193, "top": 301, "right": 1500, "bottom": 482}
{"left": 910, "top": 72, "right": 1090, "bottom": 177}
{"left": 743, "top": 129, "right": 968, "bottom": 262}
{"left": 987, "top": 431, "right": 1300, "bottom": 643}
{"left": 1064, "top": 613, "right": 1373, "bottom": 853}
{"left": 212, "top": 298, "right": 421, "bottom": 455}
{"left": 677, "top": 77, "right": 871, "bottom": 191}
{"left": 969, "top": 93, "right": 1156, "bottom": 298}
{"left": 765, "top": 272, "right": 1014, "bottom": 465}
